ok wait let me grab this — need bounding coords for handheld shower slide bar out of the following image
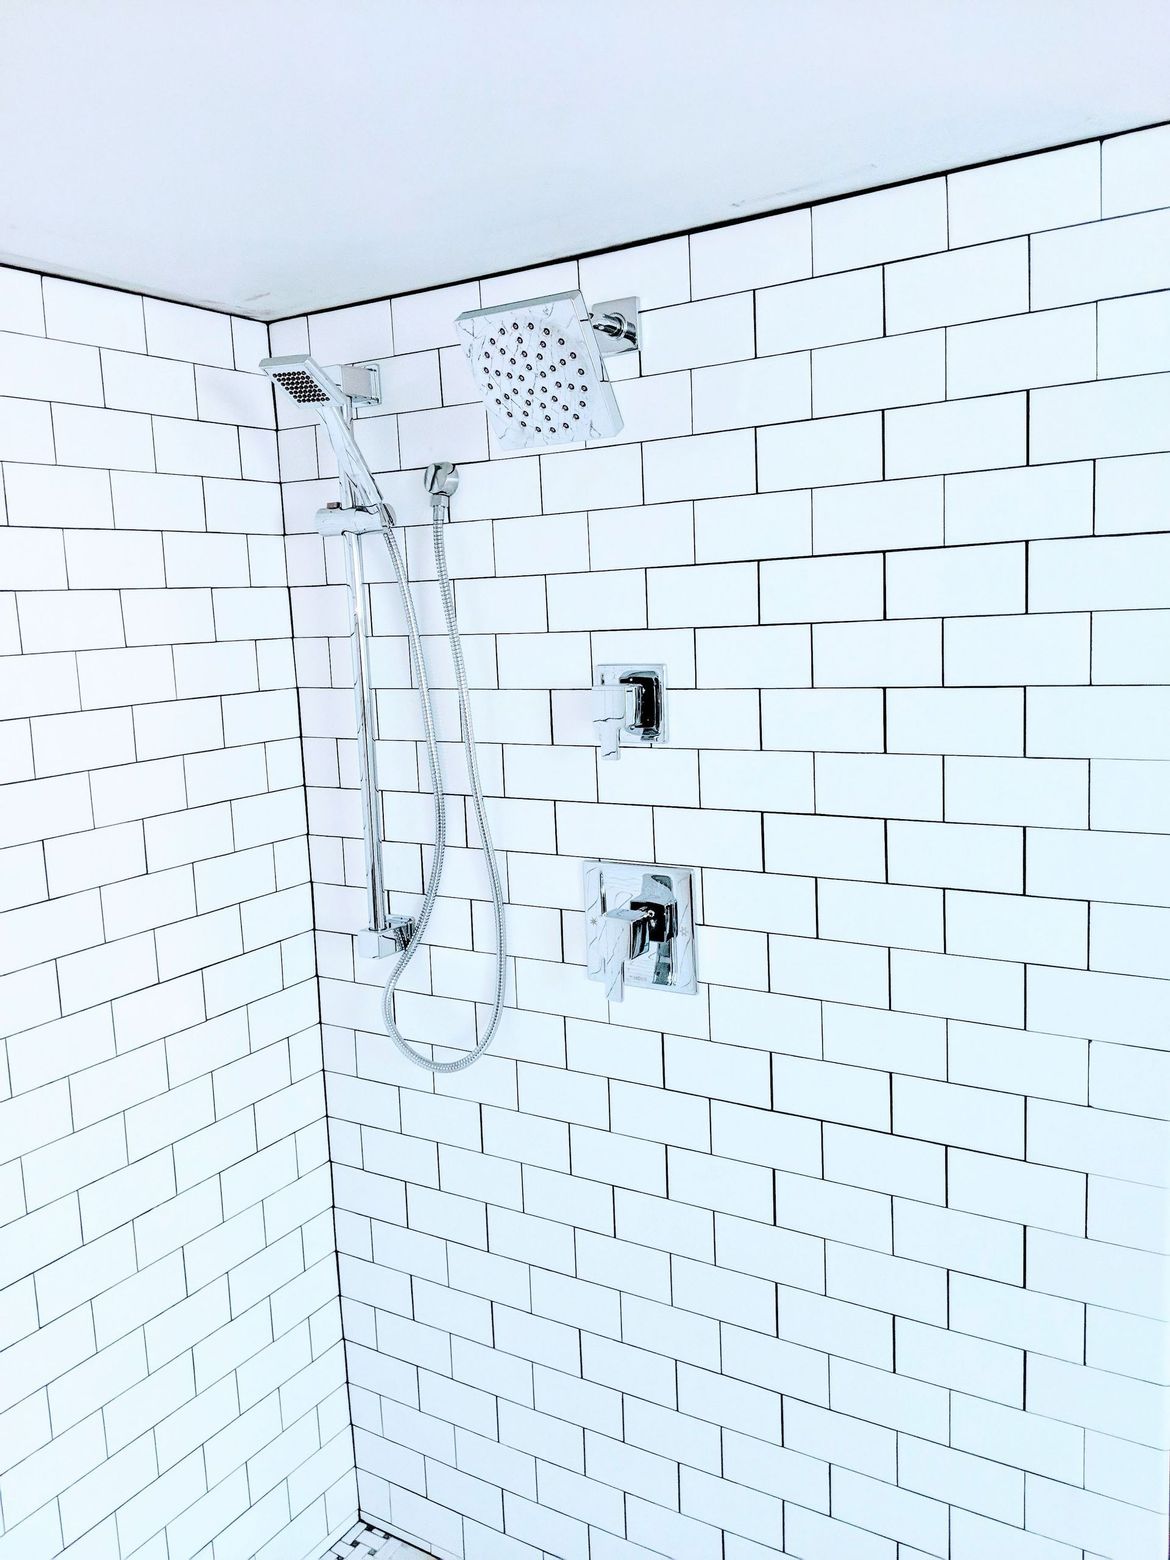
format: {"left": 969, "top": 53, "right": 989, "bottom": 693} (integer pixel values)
{"left": 260, "top": 354, "right": 508, "bottom": 1073}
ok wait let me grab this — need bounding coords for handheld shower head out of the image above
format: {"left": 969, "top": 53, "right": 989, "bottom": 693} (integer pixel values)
{"left": 260, "top": 354, "right": 381, "bottom": 411}
{"left": 260, "top": 354, "right": 344, "bottom": 408}
{"left": 260, "top": 353, "right": 386, "bottom": 517}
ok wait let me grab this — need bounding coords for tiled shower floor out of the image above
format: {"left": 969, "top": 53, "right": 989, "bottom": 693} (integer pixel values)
{"left": 323, "top": 1521, "right": 433, "bottom": 1558}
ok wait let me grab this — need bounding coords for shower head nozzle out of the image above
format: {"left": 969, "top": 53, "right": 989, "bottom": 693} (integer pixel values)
{"left": 260, "top": 355, "right": 381, "bottom": 411}
{"left": 260, "top": 354, "right": 341, "bottom": 408}
{"left": 455, "top": 290, "right": 624, "bottom": 452}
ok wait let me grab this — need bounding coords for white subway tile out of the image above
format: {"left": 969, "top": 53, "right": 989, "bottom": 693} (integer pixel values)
{"left": 540, "top": 443, "right": 642, "bottom": 511}
{"left": 944, "top": 462, "right": 1092, "bottom": 545}
{"left": 580, "top": 237, "right": 691, "bottom": 312}
{"left": 43, "top": 278, "right": 146, "bottom": 350}
{"left": 765, "top": 811, "right": 885, "bottom": 880}
{"left": 399, "top": 402, "right": 487, "bottom": 468}
{"left": 0, "top": 771, "right": 92, "bottom": 847}
{"left": 758, "top": 412, "right": 882, "bottom": 491}
{"left": 45, "top": 820, "right": 146, "bottom": 896}
{"left": 588, "top": 501, "right": 692, "bottom": 570}
{"left": 1097, "top": 290, "right": 1170, "bottom": 378}
{"left": 692, "top": 353, "right": 809, "bottom": 433}
{"left": 102, "top": 348, "right": 197, "bottom": 416}
{"left": 948, "top": 305, "right": 1095, "bottom": 397}
{"left": 895, "top": 1198, "right": 1021, "bottom": 1284}
{"left": 4, "top": 460, "right": 114, "bottom": 528}
{"left": 643, "top": 429, "right": 755, "bottom": 503}
{"left": 656, "top": 806, "right": 762, "bottom": 870}
{"left": 0, "top": 526, "right": 67, "bottom": 588}
{"left": 817, "top": 878, "right": 942, "bottom": 952}
{"left": 695, "top": 491, "right": 811, "bottom": 563}
{"left": 1033, "top": 208, "right": 1170, "bottom": 309}
{"left": 770, "top": 932, "right": 889, "bottom": 1007}
{"left": 1029, "top": 685, "right": 1170, "bottom": 760}
{"left": 815, "top": 753, "right": 941, "bottom": 820}
{"left": 699, "top": 750, "right": 811, "bottom": 813}
{"left": 900, "top": 1435, "right": 1023, "bottom": 1526}
{"left": 813, "top": 475, "right": 942, "bottom": 554}
{"left": 111, "top": 469, "right": 203, "bottom": 531}
{"left": 153, "top": 415, "right": 241, "bottom": 478}
{"left": 757, "top": 267, "right": 883, "bottom": 355}
{"left": 52, "top": 404, "right": 155, "bottom": 471}
{"left": 888, "top": 819, "right": 1022, "bottom": 892}
{"left": 814, "top": 618, "right": 940, "bottom": 686}
{"left": 691, "top": 211, "right": 810, "bottom": 298}
{"left": 825, "top": 1128, "right": 944, "bottom": 1206}
{"left": 307, "top": 300, "right": 393, "bottom": 363}
{"left": 64, "top": 527, "right": 165, "bottom": 588}
{"left": 391, "top": 281, "right": 481, "bottom": 355}
{"left": 945, "top": 755, "right": 1085, "bottom": 827}
{"left": 0, "top": 266, "right": 45, "bottom": 334}
{"left": 1103, "top": 123, "right": 1170, "bottom": 215}
{"left": 0, "top": 332, "right": 103, "bottom": 405}
{"left": 948, "top": 143, "right": 1100, "bottom": 245}
{"left": 1028, "top": 1473, "right": 1166, "bottom": 1558}
{"left": 546, "top": 569, "right": 641, "bottom": 631}
{"left": 1032, "top": 533, "right": 1170, "bottom": 613}
{"left": 1090, "top": 901, "right": 1170, "bottom": 980}
{"left": 1032, "top": 374, "right": 1170, "bottom": 463}
{"left": 890, "top": 948, "right": 1023, "bottom": 1027}
{"left": 648, "top": 561, "right": 757, "bottom": 627}
{"left": 18, "top": 589, "right": 125, "bottom": 652}
{"left": 639, "top": 293, "right": 754, "bottom": 374}
{"left": 814, "top": 331, "right": 944, "bottom": 416}
{"left": 814, "top": 180, "right": 947, "bottom": 273}
{"left": 143, "top": 298, "right": 234, "bottom": 366}
{"left": 886, "top": 239, "right": 1028, "bottom": 333}
{"left": 0, "top": 395, "right": 54, "bottom": 462}
{"left": 696, "top": 624, "right": 809, "bottom": 687}
{"left": 761, "top": 551, "right": 883, "bottom": 623}
{"left": 947, "top": 889, "right": 1085, "bottom": 967}
{"left": 762, "top": 688, "right": 884, "bottom": 752}
{"left": 885, "top": 393, "right": 1025, "bottom": 478}
{"left": 773, "top": 1054, "right": 888, "bottom": 1129}
{"left": 887, "top": 688, "right": 1022, "bottom": 755}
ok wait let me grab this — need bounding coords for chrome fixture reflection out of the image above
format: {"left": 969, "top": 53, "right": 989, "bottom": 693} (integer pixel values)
{"left": 260, "top": 354, "right": 507, "bottom": 1073}
{"left": 455, "top": 289, "right": 639, "bottom": 451}
{"left": 592, "top": 664, "right": 667, "bottom": 760}
{"left": 583, "top": 861, "right": 697, "bottom": 1004}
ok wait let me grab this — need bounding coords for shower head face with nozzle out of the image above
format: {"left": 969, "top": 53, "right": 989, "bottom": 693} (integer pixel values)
{"left": 455, "top": 291, "right": 622, "bottom": 452}
{"left": 260, "top": 354, "right": 345, "bottom": 409}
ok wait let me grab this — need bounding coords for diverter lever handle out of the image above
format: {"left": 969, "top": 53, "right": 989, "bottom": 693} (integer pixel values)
{"left": 600, "top": 905, "right": 653, "bottom": 1003}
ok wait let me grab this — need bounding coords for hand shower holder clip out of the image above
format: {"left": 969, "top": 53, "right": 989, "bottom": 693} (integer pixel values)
{"left": 314, "top": 502, "right": 387, "bottom": 536}
{"left": 357, "top": 915, "right": 415, "bottom": 961}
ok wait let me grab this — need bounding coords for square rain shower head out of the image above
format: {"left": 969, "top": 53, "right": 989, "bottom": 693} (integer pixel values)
{"left": 455, "top": 290, "right": 623, "bottom": 451}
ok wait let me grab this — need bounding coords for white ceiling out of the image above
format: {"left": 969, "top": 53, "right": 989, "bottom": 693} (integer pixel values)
{"left": 2, "top": 1, "right": 1168, "bottom": 321}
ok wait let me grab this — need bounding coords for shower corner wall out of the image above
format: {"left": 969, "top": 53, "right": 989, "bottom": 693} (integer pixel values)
{"left": 0, "top": 278, "right": 357, "bottom": 1559}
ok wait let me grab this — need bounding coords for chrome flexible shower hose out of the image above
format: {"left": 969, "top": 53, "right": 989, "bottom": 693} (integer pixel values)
{"left": 322, "top": 407, "right": 508, "bottom": 1073}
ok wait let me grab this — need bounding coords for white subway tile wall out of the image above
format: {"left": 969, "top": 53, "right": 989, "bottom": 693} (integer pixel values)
{"left": 0, "top": 277, "right": 355, "bottom": 1558}
{"left": 287, "top": 129, "right": 1170, "bottom": 1560}
{"left": 3, "top": 125, "right": 1170, "bottom": 1560}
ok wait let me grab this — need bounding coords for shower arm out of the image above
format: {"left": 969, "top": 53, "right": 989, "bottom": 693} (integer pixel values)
{"left": 590, "top": 307, "right": 637, "bottom": 347}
